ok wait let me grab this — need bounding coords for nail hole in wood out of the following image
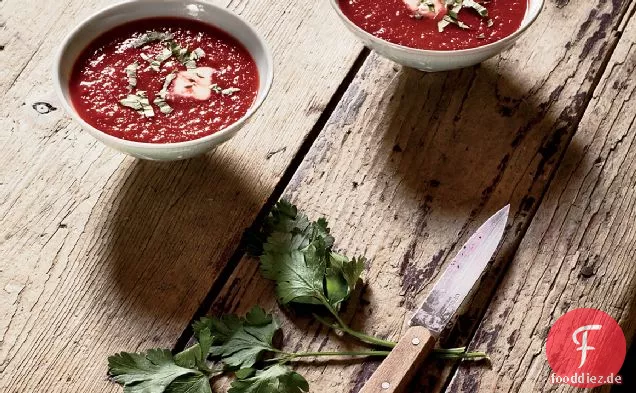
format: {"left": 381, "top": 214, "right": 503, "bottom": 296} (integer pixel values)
{"left": 32, "top": 102, "right": 57, "bottom": 114}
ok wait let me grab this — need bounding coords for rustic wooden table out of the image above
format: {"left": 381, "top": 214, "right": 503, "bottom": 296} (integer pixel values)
{"left": 2, "top": 0, "right": 636, "bottom": 392}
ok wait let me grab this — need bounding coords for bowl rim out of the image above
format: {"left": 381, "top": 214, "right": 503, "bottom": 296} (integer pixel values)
{"left": 328, "top": 0, "right": 545, "bottom": 56}
{"left": 53, "top": 0, "right": 274, "bottom": 150}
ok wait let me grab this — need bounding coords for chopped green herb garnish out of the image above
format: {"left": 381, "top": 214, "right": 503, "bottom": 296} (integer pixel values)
{"left": 153, "top": 96, "right": 173, "bottom": 115}
{"left": 221, "top": 87, "right": 241, "bottom": 96}
{"left": 166, "top": 41, "right": 205, "bottom": 70}
{"left": 130, "top": 31, "right": 174, "bottom": 48}
{"left": 438, "top": 14, "right": 469, "bottom": 32}
{"left": 193, "top": 48, "right": 206, "bottom": 58}
{"left": 464, "top": 0, "right": 489, "bottom": 17}
{"left": 161, "top": 73, "right": 177, "bottom": 94}
{"left": 124, "top": 62, "right": 138, "bottom": 90}
{"left": 141, "top": 48, "right": 173, "bottom": 72}
{"left": 183, "top": 60, "right": 197, "bottom": 70}
{"left": 208, "top": 84, "right": 240, "bottom": 96}
{"left": 446, "top": 0, "right": 463, "bottom": 19}
{"left": 120, "top": 91, "right": 154, "bottom": 118}
{"left": 156, "top": 48, "right": 173, "bottom": 65}
{"left": 140, "top": 53, "right": 153, "bottom": 68}
{"left": 424, "top": 0, "right": 436, "bottom": 12}
{"left": 184, "top": 48, "right": 206, "bottom": 70}
{"left": 433, "top": 0, "right": 491, "bottom": 32}
{"left": 438, "top": 18, "right": 451, "bottom": 32}
{"left": 167, "top": 41, "right": 188, "bottom": 59}
{"left": 153, "top": 73, "right": 177, "bottom": 114}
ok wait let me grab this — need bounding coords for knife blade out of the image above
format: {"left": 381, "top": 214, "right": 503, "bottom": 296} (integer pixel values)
{"left": 359, "top": 205, "right": 510, "bottom": 393}
{"left": 410, "top": 204, "right": 510, "bottom": 336}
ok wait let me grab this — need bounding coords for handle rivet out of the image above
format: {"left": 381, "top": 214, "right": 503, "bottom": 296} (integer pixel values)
{"left": 412, "top": 337, "right": 421, "bottom": 345}
{"left": 381, "top": 382, "right": 391, "bottom": 390}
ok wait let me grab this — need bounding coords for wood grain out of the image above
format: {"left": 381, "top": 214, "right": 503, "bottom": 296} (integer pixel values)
{"left": 200, "top": 0, "right": 633, "bottom": 392}
{"left": 446, "top": 9, "right": 636, "bottom": 393}
{"left": 359, "top": 326, "right": 435, "bottom": 393}
{"left": 0, "top": 0, "right": 363, "bottom": 391}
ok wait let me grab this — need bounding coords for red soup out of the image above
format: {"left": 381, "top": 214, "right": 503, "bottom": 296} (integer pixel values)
{"left": 70, "top": 18, "right": 259, "bottom": 144}
{"left": 338, "top": 0, "right": 527, "bottom": 51}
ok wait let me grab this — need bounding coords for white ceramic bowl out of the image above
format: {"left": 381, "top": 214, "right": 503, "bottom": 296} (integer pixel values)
{"left": 54, "top": 0, "right": 273, "bottom": 161}
{"left": 330, "top": 0, "right": 543, "bottom": 72}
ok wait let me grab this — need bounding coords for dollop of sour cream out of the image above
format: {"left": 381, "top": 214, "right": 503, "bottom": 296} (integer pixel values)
{"left": 171, "top": 67, "right": 215, "bottom": 100}
{"left": 403, "top": 0, "right": 447, "bottom": 19}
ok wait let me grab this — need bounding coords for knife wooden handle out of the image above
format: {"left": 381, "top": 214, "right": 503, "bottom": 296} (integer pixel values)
{"left": 358, "top": 326, "right": 436, "bottom": 393}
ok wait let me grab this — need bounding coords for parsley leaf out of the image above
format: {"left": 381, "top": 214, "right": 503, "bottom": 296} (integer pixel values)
{"left": 228, "top": 365, "right": 309, "bottom": 393}
{"left": 244, "top": 200, "right": 310, "bottom": 256}
{"left": 165, "top": 375, "right": 213, "bottom": 393}
{"left": 193, "top": 306, "right": 279, "bottom": 369}
{"left": 106, "top": 197, "right": 492, "bottom": 393}
{"left": 262, "top": 240, "right": 327, "bottom": 305}
{"left": 174, "top": 327, "right": 213, "bottom": 372}
{"left": 108, "top": 349, "right": 199, "bottom": 393}
{"left": 325, "top": 253, "right": 366, "bottom": 307}
{"left": 252, "top": 200, "right": 365, "bottom": 310}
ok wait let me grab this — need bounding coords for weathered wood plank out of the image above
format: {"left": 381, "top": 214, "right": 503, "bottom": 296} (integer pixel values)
{"left": 0, "top": 0, "right": 363, "bottom": 391}
{"left": 446, "top": 11, "right": 636, "bottom": 393}
{"left": 199, "top": 0, "right": 632, "bottom": 392}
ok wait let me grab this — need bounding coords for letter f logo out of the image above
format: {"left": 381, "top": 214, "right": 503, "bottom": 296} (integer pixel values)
{"left": 572, "top": 325, "right": 603, "bottom": 368}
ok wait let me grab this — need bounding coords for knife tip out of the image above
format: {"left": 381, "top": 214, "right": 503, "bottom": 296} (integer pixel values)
{"left": 498, "top": 204, "right": 511, "bottom": 221}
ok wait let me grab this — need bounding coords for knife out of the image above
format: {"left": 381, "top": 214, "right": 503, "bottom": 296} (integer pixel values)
{"left": 359, "top": 205, "right": 510, "bottom": 393}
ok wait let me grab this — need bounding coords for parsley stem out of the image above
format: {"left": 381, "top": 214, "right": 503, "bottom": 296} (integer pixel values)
{"left": 313, "top": 311, "right": 397, "bottom": 349}
{"left": 335, "top": 325, "right": 397, "bottom": 349}
{"left": 280, "top": 350, "right": 391, "bottom": 359}
{"left": 435, "top": 347, "right": 468, "bottom": 355}
{"left": 268, "top": 348, "right": 487, "bottom": 363}
{"left": 311, "top": 310, "right": 488, "bottom": 361}
{"left": 435, "top": 351, "right": 490, "bottom": 361}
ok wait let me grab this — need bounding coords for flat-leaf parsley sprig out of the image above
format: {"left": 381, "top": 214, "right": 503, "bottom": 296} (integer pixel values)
{"left": 107, "top": 200, "right": 489, "bottom": 393}
{"left": 247, "top": 200, "right": 394, "bottom": 348}
{"left": 108, "top": 307, "right": 485, "bottom": 393}
{"left": 247, "top": 200, "right": 491, "bottom": 357}
{"left": 108, "top": 307, "right": 386, "bottom": 393}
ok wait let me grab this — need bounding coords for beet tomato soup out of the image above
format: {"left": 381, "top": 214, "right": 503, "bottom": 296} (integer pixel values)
{"left": 69, "top": 18, "right": 259, "bottom": 144}
{"left": 338, "top": 0, "right": 527, "bottom": 51}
